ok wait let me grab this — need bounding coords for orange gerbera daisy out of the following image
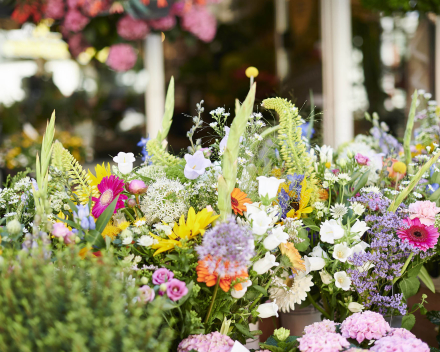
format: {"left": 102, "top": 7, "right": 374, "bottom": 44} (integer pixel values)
{"left": 231, "top": 188, "right": 252, "bottom": 215}
{"left": 196, "top": 257, "right": 248, "bottom": 292}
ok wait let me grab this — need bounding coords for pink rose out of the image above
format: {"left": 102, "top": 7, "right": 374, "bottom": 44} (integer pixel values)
{"left": 355, "top": 153, "right": 371, "bottom": 166}
{"left": 152, "top": 268, "right": 174, "bottom": 285}
{"left": 138, "top": 285, "right": 155, "bottom": 303}
{"left": 166, "top": 279, "right": 188, "bottom": 301}
{"left": 408, "top": 200, "right": 440, "bottom": 225}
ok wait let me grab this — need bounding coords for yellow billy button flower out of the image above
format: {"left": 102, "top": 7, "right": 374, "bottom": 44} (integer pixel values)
{"left": 392, "top": 161, "right": 407, "bottom": 175}
{"left": 150, "top": 207, "right": 219, "bottom": 256}
{"left": 245, "top": 66, "right": 259, "bottom": 78}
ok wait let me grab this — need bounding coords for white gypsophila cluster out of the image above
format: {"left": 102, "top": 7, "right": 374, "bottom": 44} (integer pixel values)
{"left": 269, "top": 272, "right": 314, "bottom": 313}
{"left": 137, "top": 165, "right": 166, "bottom": 182}
{"left": 0, "top": 188, "right": 20, "bottom": 209}
{"left": 49, "top": 191, "right": 69, "bottom": 213}
{"left": 237, "top": 168, "right": 257, "bottom": 196}
{"left": 140, "top": 177, "right": 188, "bottom": 225}
{"left": 13, "top": 177, "right": 33, "bottom": 192}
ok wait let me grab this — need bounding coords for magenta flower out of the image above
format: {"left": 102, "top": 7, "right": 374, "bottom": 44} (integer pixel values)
{"left": 152, "top": 268, "right": 174, "bottom": 285}
{"left": 148, "top": 15, "right": 176, "bottom": 31}
{"left": 397, "top": 217, "right": 439, "bottom": 252}
{"left": 127, "top": 180, "right": 148, "bottom": 195}
{"left": 92, "top": 175, "right": 128, "bottom": 218}
{"left": 408, "top": 200, "right": 440, "bottom": 225}
{"left": 52, "top": 222, "right": 70, "bottom": 238}
{"left": 340, "top": 311, "right": 390, "bottom": 344}
{"left": 117, "top": 15, "right": 150, "bottom": 40}
{"left": 184, "top": 150, "right": 211, "bottom": 180}
{"left": 177, "top": 332, "right": 234, "bottom": 352}
{"left": 63, "top": 9, "right": 89, "bottom": 32}
{"left": 355, "top": 153, "right": 371, "bottom": 166}
{"left": 138, "top": 285, "right": 155, "bottom": 303}
{"left": 106, "top": 44, "right": 137, "bottom": 72}
{"left": 166, "top": 279, "right": 188, "bottom": 301}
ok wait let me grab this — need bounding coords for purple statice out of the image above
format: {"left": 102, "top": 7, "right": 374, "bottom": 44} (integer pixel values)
{"left": 196, "top": 216, "right": 254, "bottom": 277}
{"left": 177, "top": 332, "right": 234, "bottom": 352}
{"left": 370, "top": 126, "right": 402, "bottom": 156}
{"left": 340, "top": 311, "right": 390, "bottom": 343}
{"left": 278, "top": 173, "right": 304, "bottom": 218}
{"left": 297, "top": 332, "right": 350, "bottom": 352}
{"left": 371, "top": 335, "right": 429, "bottom": 352}
{"left": 348, "top": 192, "right": 391, "bottom": 214}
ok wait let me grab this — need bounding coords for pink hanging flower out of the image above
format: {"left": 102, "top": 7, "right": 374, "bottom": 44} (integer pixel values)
{"left": 92, "top": 175, "right": 128, "bottom": 218}
{"left": 148, "top": 15, "right": 177, "bottom": 31}
{"left": 181, "top": 5, "right": 217, "bottom": 43}
{"left": 45, "top": 0, "right": 65, "bottom": 19}
{"left": 106, "top": 44, "right": 137, "bottom": 71}
{"left": 117, "top": 15, "right": 150, "bottom": 40}
{"left": 408, "top": 200, "right": 440, "bottom": 226}
{"left": 397, "top": 217, "right": 439, "bottom": 251}
{"left": 63, "top": 9, "right": 89, "bottom": 32}
{"left": 166, "top": 279, "right": 188, "bottom": 301}
{"left": 355, "top": 153, "right": 371, "bottom": 166}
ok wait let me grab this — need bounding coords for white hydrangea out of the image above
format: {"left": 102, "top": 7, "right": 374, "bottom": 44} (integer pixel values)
{"left": 140, "top": 177, "right": 188, "bottom": 225}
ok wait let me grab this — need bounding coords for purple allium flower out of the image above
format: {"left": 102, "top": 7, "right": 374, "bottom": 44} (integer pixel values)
{"left": 152, "top": 268, "right": 174, "bottom": 285}
{"left": 371, "top": 335, "right": 429, "bottom": 352}
{"left": 340, "top": 311, "right": 390, "bottom": 344}
{"left": 355, "top": 153, "right": 371, "bottom": 166}
{"left": 297, "top": 332, "right": 350, "bottom": 352}
{"left": 196, "top": 216, "right": 255, "bottom": 277}
{"left": 127, "top": 180, "right": 148, "bottom": 195}
{"left": 166, "top": 279, "right": 188, "bottom": 301}
{"left": 177, "top": 332, "right": 234, "bottom": 352}
{"left": 303, "top": 319, "right": 338, "bottom": 335}
{"left": 138, "top": 285, "right": 155, "bottom": 303}
{"left": 106, "top": 44, "right": 137, "bottom": 72}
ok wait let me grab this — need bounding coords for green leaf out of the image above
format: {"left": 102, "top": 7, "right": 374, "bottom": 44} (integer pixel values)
{"left": 105, "top": 236, "right": 111, "bottom": 250}
{"left": 156, "top": 77, "right": 175, "bottom": 142}
{"left": 399, "top": 277, "right": 420, "bottom": 299}
{"left": 252, "top": 285, "right": 267, "bottom": 296}
{"left": 234, "top": 323, "right": 255, "bottom": 339}
{"left": 84, "top": 230, "right": 105, "bottom": 248}
{"left": 294, "top": 238, "right": 310, "bottom": 252}
{"left": 402, "top": 313, "right": 416, "bottom": 330}
{"left": 427, "top": 311, "right": 440, "bottom": 325}
{"left": 429, "top": 187, "right": 440, "bottom": 202}
{"left": 407, "top": 263, "right": 423, "bottom": 278}
{"left": 55, "top": 216, "right": 78, "bottom": 230}
{"left": 350, "top": 171, "right": 370, "bottom": 196}
{"left": 66, "top": 199, "right": 78, "bottom": 214}
{"left": 419, "top": 265, "right": 435, "bottom": 293}
{"left": 95, "top": 195, "right": 120, "bottom": 234}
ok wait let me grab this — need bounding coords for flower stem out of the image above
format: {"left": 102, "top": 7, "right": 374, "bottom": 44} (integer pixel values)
{"left": 307, "top": 292, "right": 331, "bottom": 319}
{"left": 123, "top": 208, "right": 136, "bottom": 222}
{"left": 392, "top": 252, "right": 414, "bottom": 285}
{"left": 205, "top": 276, "right": 220, "bottom": 324}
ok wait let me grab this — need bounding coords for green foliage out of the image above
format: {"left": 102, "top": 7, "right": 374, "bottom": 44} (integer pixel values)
{"left": 361, "top": 0, "right": 440, "bottom": 14}
{"left": 164, "top": 163, "right": 187, "bottom": 184}
{"left": 0, "top": 249, "right": 173, "bottom": 352}
{"left": 259, "top": 334, "right": 298, "bottom": 352}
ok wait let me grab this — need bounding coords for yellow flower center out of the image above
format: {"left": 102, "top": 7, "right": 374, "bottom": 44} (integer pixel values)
{"left": 100, "top": 189, "right": 114, "bottom": 206}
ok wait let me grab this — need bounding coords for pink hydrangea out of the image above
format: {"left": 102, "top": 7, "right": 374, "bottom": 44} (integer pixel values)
{"left": 181, "top": 5, "right": 217, "bottom": 42}
{"left": 68, "top": 33, "right": 90, "bottom": 57}
{"left": 371, "top": 336, "right": 429, "bottom": 352}
{"left": 177, "top": 332, "right": 234, "bottom": 352}
{"left": 117, "top": 15, "right": 150, "bottom": 40}
{"left": 345, "top": 349, "right": 371, "bottom": 352}
{"left": 298, "top": 332, "right": 350, "bottom": 352}
{"left": 304, "top": 319, "right": 338, "bottom": 335}
{"left": 45, "top": 0, "right": 65, "bottom": 19}
{"left": 148, "top": 15, "right": 177, "bottom": 31}
{"left": 408, "top": 200, "right": 440, "bottom": 226}
{"left": 387, "top": 328, "right": 416, "bottom": 339}
{"left": 340, "top": 311, "right": 390, "bottom": 344}
{"left": 64, "top": 9, "right": 90, "bottom": 32}
{"left": 106, "top": 44, "right": 137, "bottom": 71}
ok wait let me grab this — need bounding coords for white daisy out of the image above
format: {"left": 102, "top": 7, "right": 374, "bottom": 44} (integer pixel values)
{"left": 330, "top": 203, "right": 347, "bottom": 219}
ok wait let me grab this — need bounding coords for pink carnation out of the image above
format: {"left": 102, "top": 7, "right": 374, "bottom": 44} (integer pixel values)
{"left": 117, "top": 15, "right": 150, "bottom": 40}
{"left": 45, "top": 0, "right": 65, "bottom": 19}
{"left": 181, "top": 5, "right": 217, "bottom": 42}
{"left": 340, "top": 311, "right": 390, "bottom": 344}
{"left": 304, "top": 319, "right": 338, "bottom": 335}
{"left": 178, "top": 332, "right": 234, "bottom": 352}
{"left": 148, "top": 15, "right": 176, "bottom": 31}
{"left": 408, "top": 200, "right": 440, "bottom": 225}
{"left": 371, "top": 336, "right": 429, "bottom": 352}
{"left": 106, "top": 44, "right": 137, "bottom": 71}
{"left": 64, "top": 9, "right": 90, "bottom": 32}
{"left": 298, "top": 332, "right": 350, "bottom": 352}
{"left": 387, "top": 328, "right": 416, "bottom": 339}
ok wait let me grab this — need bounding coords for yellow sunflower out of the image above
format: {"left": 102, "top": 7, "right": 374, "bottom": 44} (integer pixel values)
{"left": 88, "top": 162, "right": 112, "bottom": 188}
{"left": 151, "top": 207, "right": 219, "bottom": 256}
{"left": 286, "top": 178, "right": 313, "bottom": 219}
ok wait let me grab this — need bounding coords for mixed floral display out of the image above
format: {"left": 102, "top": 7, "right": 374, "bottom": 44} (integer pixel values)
{"left": 2, "top": 80, "right": 440, "bottom": 351}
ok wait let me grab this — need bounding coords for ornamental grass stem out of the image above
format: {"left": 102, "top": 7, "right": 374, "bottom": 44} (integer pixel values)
{"left": 205, "top": 276, "right": 221, "bottom": 324}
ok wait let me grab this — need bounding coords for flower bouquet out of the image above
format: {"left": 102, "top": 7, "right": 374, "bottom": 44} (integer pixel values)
{"left": 2, "top": 78, "right": 440, "bottom": 350}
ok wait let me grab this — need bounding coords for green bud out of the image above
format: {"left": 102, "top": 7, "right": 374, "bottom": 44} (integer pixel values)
{"left": 141, "top": 277, "right": 149, "bottom": 285}
{"left": 75, "top": 237, "right": 81, "bottom": 244}
{"left": 6, "top": 219, "right": 22, "bottom": 235}
{"left": 159, "top": 284, "right": 167, "bottom": 292}
{"left": 59, "top": 236, "right": 65, "bottom": 243}
{"left": 274, "top": 327, "right": 290, "bottom": 342}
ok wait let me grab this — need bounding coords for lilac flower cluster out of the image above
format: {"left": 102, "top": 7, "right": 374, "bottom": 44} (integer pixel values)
{"left": 303, "top": 319, "right": 337, "bottom": 335}
{"left": 370, "top": 126, "right": 402, "bottom": 155}
{"left": 278, "top": 173, "right": 304, "bottom": 218}
{"left": 177, "top": 332, "right": 234, "bottom": 352}
{"left": 196, "top": 217, "right": 255, "bottom": 277}
{"left": 297, "top": 332, "right": 350, "bottom": 352}
{"left": 340, "top": 311, "right": 390, "bottom": 343}
{"left": 371, "top": 335, "right": 429, "bottom": 352}
{"left": 348, "top": 192, "right": 391, "bottom": 214}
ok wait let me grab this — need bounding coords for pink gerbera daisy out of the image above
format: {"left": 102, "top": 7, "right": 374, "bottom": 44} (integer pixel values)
{"left": 397, "top": 217, "right": 439, "bottom": 251}
{"left": 92, "top": 175, "right": 128, "bottom": 218}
